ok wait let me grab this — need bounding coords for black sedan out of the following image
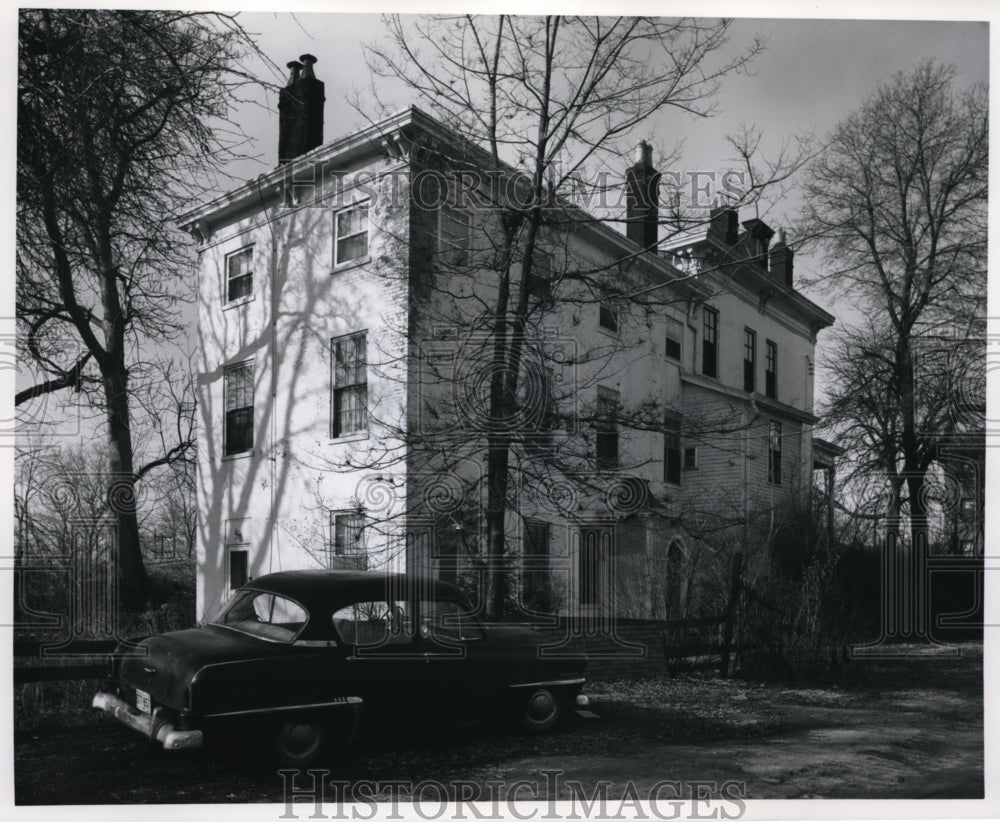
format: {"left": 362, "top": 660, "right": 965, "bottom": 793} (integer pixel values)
{"left": 93, "top": 570, "right": 588, "bottom": 766}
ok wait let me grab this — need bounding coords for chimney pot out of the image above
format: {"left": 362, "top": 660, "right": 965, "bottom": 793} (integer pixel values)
{"left": 634, "top": 140, "right": 653, "bottom": 168}
{"left": 286, "top": 60, "right": 303, "bottom": 85}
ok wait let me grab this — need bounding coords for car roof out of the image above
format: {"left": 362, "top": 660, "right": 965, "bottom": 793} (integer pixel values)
{"left": 242, "top": 569, "right": 470, "bottom": 616}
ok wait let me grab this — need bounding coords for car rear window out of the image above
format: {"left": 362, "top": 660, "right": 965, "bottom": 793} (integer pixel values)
{"left": 211, "top": 590, "right": 308, "bottom": 642}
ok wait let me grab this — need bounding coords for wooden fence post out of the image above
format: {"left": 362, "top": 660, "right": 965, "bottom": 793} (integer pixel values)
{"left": 719, "top": 553, "right": 743, "bottom": 677}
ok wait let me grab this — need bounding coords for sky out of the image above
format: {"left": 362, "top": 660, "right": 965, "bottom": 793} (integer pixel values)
{"left": 5, "top": 5, "right": 992, "bottom": 426}
{"left": 56, "top": 7, "right": 992, "bottom": 413}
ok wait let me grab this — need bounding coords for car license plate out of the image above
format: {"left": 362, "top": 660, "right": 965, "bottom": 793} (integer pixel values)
{"left": 135, "top": 688, "right": 151, "bottom": 714}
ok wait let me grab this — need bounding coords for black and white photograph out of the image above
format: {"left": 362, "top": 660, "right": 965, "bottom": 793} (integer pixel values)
{"left": 6, "top": 2, "right": 994, "bottom": 819}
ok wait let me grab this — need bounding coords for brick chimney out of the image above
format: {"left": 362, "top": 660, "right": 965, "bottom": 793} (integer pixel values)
{"left": 708, "top": 204, "right": 739, "bottom": 245}
{"left": 278, "top": 54, "right": 325, "bottom": 165}
{"left": 626, "top": 141, "right": 660, "bottom": 254}
{"left": 769, "top": 228, "right": 794, "bottom": 287}
{"left": 741, "top": 218, "right": 774, "bottom": 270}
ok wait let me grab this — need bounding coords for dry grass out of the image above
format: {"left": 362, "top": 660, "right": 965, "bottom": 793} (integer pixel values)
{"left": 15, "top": 678, "right": 112, "bottom": 733}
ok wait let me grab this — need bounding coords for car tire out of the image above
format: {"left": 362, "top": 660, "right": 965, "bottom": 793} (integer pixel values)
{"left": 520, "top": 688, "right": 564, "bottom": 734}
{"left": 273, "top": 714, "right": 330, "bottom": 768}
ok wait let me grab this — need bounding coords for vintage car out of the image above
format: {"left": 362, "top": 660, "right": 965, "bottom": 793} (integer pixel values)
{"left": 93, "top": 570, "right": 588, "bottom": 765}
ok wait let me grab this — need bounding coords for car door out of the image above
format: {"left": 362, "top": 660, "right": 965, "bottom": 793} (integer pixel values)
{"left": 413, "top": 598, "right": 507, "bottom": 719}
{"left": 332, "top": 597, "right": 434, "bottom": 720}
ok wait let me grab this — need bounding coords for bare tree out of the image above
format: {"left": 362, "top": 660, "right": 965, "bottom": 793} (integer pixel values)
{"left": 803, "top": 61, "right": 987, "bottom": 636}
{"left": 349, "top": 15, "right": 804, "bottom": 617}
{"left": 17, "top": 10, "right": 267, "bottom": 609}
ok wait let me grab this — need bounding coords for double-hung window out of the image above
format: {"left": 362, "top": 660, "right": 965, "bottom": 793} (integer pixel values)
{"left": 438, "top": 202, "right": 472, "bottom": 265}
{"left": 522, "top": 520, "right": 552, "bottom": 613}
{"left": 223, "top": 361, "right": 254, "bottom": 456}
{"left": 744, "top": 328, "right": 757, "bottom": 392}
{"left": 768, "top": 420, "right": 783, "bottom": 485}
{"left": 334, "top": 203, "right": 369, "bottom": 266}
{"left": 765, "top": 340, "right": 778, "bottom": 399}
{"left": 664, "top": 412, "right": 682, "bottom": 485}
{"left": 599, "top": 292, "right": 619, "bottom": 334}
{"left": 331, "top": 512, "right": 366, "bottom": 556}
{"left": 331, "top": 332, "right": 368, "bottom": 437}
{"left": 528, "top": 247, "right": 554, "bottom": 305}
{"left": 665, "top": 317, "right": 683, "bottom": 361}
{"left": 702, "top": 306, "right": 718, "bottom": 378}
{"left": 595, "top": 386, "right": 620, "bottom": 469}
{"left": 226, "top": 246, "right": 253, "bottom": 302}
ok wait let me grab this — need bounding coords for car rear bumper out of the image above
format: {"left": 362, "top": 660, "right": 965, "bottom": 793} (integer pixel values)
{"left": 93, "top": 691, "right": 203, "bottom": 750}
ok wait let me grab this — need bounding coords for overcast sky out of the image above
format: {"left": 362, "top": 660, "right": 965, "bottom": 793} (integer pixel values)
{"left": 5, "top": 4, "right": 992, "bottom": 434}
{"left": 199, "top": 8, "right": 990, "bottom": 408}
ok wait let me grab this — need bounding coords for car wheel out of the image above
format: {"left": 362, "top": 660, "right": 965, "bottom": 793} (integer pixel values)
{"left": 273, "top": 715, "right": 329, "bottom": 768}
{"left": 520, "top": 688, "right": 564, "bottom": 734}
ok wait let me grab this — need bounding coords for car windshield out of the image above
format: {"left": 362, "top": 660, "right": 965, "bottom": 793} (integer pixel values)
{"left": 209, "top": 589, "right": 308, "bottom": 643}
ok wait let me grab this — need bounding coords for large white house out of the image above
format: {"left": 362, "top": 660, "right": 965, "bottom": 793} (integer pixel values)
{"left": 182, "top": 62, "right": 834, "bottom": 622}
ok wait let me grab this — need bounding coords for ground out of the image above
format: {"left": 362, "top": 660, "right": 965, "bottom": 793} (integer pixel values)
{"left": 14, "top": 643, "right": 983, "bottom": 804}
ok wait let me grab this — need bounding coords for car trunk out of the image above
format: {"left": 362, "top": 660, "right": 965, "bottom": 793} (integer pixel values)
{"left": 117, "top": 625, "right": 285, "bottom": 711}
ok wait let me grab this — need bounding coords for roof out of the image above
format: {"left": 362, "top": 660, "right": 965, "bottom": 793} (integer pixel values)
{"left": 177, "top": 105, "right": 711, "bottom": 302}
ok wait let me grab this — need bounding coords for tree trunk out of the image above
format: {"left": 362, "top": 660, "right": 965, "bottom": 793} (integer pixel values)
{"left": 103, "top": 364, "right": 151, "bottom": 612}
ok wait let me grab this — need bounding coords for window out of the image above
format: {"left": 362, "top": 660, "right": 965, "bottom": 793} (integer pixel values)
{"left": 702, "top": 306, "right": 718, "bottom": 378}
{"left": 439, "top": 203, "right": 472, "bottom": 265}
{"left": 527, "top": 248, "right": 554, "bottom": 305}
{"left": 579, "top": 526, "right": 609, "bottom": 606}
{"left": 596, "top": 386, "right": 620, "bottom": 469}
{"left": 765, "top": 340, "right": 777, "bottom": 399}
{"left": 663, "top": 412, "right": 682, "bottom": 485}
{"left": 421, "top": 600, "right": 485, "bottom": 642}
{"left": 665, "top": 541, "right": 683, "bottom": 618}
{"left": 522, "top": 520, "right": 552, "bottom": 613}
{"left": 665, "top": 317, "right": 683, "bottom": 361}
{"left": 744, "top": 328, "right": 757, "bottom": 392}
{"left": 332, "top": 599, "right": 411, "bottom": 646}
{"left": 329, "top": 511, "right": 367, "bottom": 570}
{"left": 599, "top": 293, "right": 618, "bottom": 333}
{"left": 332, "top": 512, "right": 365, "bottom": 556}
{"left": 228, "top": 549, "right": 248, "bottom": 591}
{"left": 768, "top": 420, "right": 782, "bottom": 485}
{"left": 334, "top": 203, "right": 369, "bottom": 266}
{"left": 223, "top": 361, "right": 254, "bottom": 456}
{"left": 226, "top": 246, "right": 253, "bottom": 302}
{"left": 331, "top": 332, "right": 368, "bottom": 437}
{"left": 683, "top": 447, "right": 698, "bottom": 470}
{"left": 212, "top": 590, "right": 307, "bottom": 643}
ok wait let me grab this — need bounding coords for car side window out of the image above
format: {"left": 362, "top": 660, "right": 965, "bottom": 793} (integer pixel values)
{"left": 420, "top": 600, "right": 485, "bottom": 642}
{"left": 332, "top": 600, "right": 410, "bottom": 646}
{"left": 213, "top": 591, "right": 307, "bottom": 642}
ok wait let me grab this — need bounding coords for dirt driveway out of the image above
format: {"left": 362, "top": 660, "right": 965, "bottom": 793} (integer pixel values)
{"left": 14, "top": 644, "right": 983, "bottom": 804}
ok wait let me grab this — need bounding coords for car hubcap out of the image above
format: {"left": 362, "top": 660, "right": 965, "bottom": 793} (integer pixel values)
{"left": 282, "top": 721, "right": 320, "bottom": 758}
{"left": 527, "top": 690, "right": 556, "bottom": 723}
